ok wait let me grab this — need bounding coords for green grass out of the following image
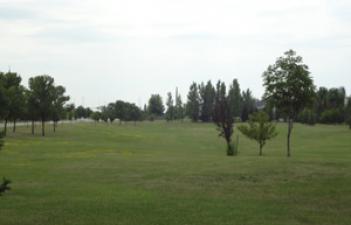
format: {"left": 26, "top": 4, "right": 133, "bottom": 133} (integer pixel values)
{"left": 0, "top": 121, "right": 350, "bottom": 225}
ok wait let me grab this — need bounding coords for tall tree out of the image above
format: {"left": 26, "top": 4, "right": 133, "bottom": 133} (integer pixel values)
{"left": 263, "top": 50, "right": 315, "bottom": 157}
{"left": 228, "top": 79, "right": 242, "bottom": 119}
{"left": 147, "top": 94, "right": 165, "bottom": 117}
{"left": 52, "top": 86, "right": 70, "bottom": 132}
{"left": 186, "top": 82, "right": 200, "bottom": 122}
{"left": 238, "top": 111, "right": 278, "bottom": 156}
{"left": 28, "top": 75, "right": 56, "bottom": 137}
{"left": 25, "top": 89, "right": 39, "bottom": 135}
{"left": 241, "top": 89, "right": 256, "bottom": 122}
{"left": 213, "top": 81, "right": 235, "bottom": 156}
{"left": 174, "top": 88, "right": 185, "bottom": 120}
{"left": 165, "top": 92, "right": 175, "bottom": 121}
{"left": 0, "top": 72, "right": 25, "bottom": 134}
{"left": 199, "top": 81, "right": 216, "bottom": 122}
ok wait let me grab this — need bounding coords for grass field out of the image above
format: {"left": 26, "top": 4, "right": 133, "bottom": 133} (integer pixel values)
{"left": 0, "top": 121, "right": 350, "bottom": 225}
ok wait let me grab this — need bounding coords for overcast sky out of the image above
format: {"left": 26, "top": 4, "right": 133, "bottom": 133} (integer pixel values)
{"left": 0, "top": 0, "right": 350, "bottom": 108}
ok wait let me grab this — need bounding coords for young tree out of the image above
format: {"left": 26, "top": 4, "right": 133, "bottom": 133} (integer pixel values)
{"left": 199, "top": 81, "right": 216, "bottom": 122}
{"left": 28, "top": 75, "right": 56, "bottom": 136}
{"left": 165, "top": 92, "right": 175, "bottom": 121}
{"left": 228, "top": 79, "right": 242, "bottom": 119}
{"left": 213, "top": 81, "right": 235, "bottom": 156}
{"left": 147, "top": 94, "right": 165, "bottom": 118}
{"left": 186, "top": 82, "right": 200, "bottom": 122}
{"left": 263, "top": 50, "right": 315, "bottom": 157}
{"left": 52, "top": 86, "right": 70, "bottom": 132}
{"left": 238, "top": 111, "right": 278, "bottom": 156}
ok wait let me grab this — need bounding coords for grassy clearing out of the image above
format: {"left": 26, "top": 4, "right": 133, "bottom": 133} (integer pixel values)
{"left": 0, "top": 121, "right": 350, "bottom": 225}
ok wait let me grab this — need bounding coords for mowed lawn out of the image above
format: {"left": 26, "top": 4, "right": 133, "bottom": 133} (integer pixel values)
{"left": 0, "top": 121, "right": 351, "bottom": 225}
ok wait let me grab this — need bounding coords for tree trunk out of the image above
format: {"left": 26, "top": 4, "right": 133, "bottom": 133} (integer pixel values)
{"left": 53, "top": 121, "right": 56, "bottom": 133}
{"left": 13, "top": 119, "right": 16, "bottom": 133}
{"left": 287, "top": 118, "right": 293, "bottom": 157}
{"left": 31, "top": 120, "right": 35, "bottom": 135}
{"left": 259, "top": 144, "right": 263, "bottom": 156}
{"left": 41, "top": 120, "right": 45, "bottom": 137}
{"left": 226, "top": 141, "right": 233, "bottom": 156}
{"left": 4, "top": 119, "right": 8, "bottom": 135}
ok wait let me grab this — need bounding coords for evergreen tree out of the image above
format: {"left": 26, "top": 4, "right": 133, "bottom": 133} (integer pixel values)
{"left": 174, "top": 88, "right": 184, "bottom": 120}
{"left": 147, "top": 94, "right": 165, "bottom": 117}
{"left": 165, "top": 92, "right": 175, "bottom": 121}
{"left": 213, "top": 81, "right": 236, "bottom": 156}
{"left": 241, "top": 89, "right": 257, "bottom": 121}
{"left": 186, "top": 82, "right": 200, "bottom": 122}
{"left": 228, "top": 79, "right": 242, "bottom": 119}
{"left": 199, "top": 81, "right": 215, "bottom": 122}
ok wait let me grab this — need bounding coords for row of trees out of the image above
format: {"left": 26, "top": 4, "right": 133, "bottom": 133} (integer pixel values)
{"left": 213, "top": 50, "right": 321, "bottom": 157}
{"left": 185, "top": 80, "right": 257, "bottom": 123}
{"left": 296, "top": 87, "right": 351, "bottom": 125}
{"left": 0, "top": 72, "right": 70, "bottom": 136}
{"left": 97, "top": 100, "right": 143, "bottom": 124}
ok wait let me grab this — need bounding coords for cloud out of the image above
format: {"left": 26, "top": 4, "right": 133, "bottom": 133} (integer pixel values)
{"left": 0, "top": 0, "right": 350, "bottom": 107}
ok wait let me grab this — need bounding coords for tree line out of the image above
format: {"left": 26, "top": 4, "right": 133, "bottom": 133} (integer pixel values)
{"left": 0, "top": 72, "right": 69, "bottom": 136}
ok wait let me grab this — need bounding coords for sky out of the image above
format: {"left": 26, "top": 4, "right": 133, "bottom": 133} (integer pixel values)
{"left": 0, "top": 0, "right": 350, "bottom": 109}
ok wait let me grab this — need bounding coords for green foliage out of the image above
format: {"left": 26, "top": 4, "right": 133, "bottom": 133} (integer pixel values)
{"left": 228, "top": 79, "right": 242, "bottom": 118}
{"left": 0, "top": 72, "right": 26, "bottom": 134}
{"left": 199, "top": 81, "right": 216, "bottom": 122}
{"left": 174, "top": 88, "right": 185, "bottom": 120}
{"left": 320, "top": 109, "right": 345, "bottom": 124}
{"left": 241, "top": 89, "right": 257, "bottom": 122}
{"left": 100, "top": 100, "right": 143, "bottom": 123}
{"left": 52, "top": 86, "right": 70, "bottom": 126}
{"left": 165, "top": 92, "right": 175, "bottom": 121}
{"left": 75, "top": 106, "right": 92, "bottom": 119}
{"left": 186, "top": 82, "right": 200, "bottom": 122}
{"left": 28, "top": 75, "right": 56, "bottom": 136}
{"left": 148, "top": 94, "right": 165, "bottom": 117}
{"left": 213, "top": 81, "right": 235, "bottom": 156}
{"left": 90, "top": 111, "right": 102, "bottom": 122}
{"left": 263, "top": 49, "right": 315, "bottom": 157}
{"left": 238, "top": 111, "right": 277, "bottom": 156}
